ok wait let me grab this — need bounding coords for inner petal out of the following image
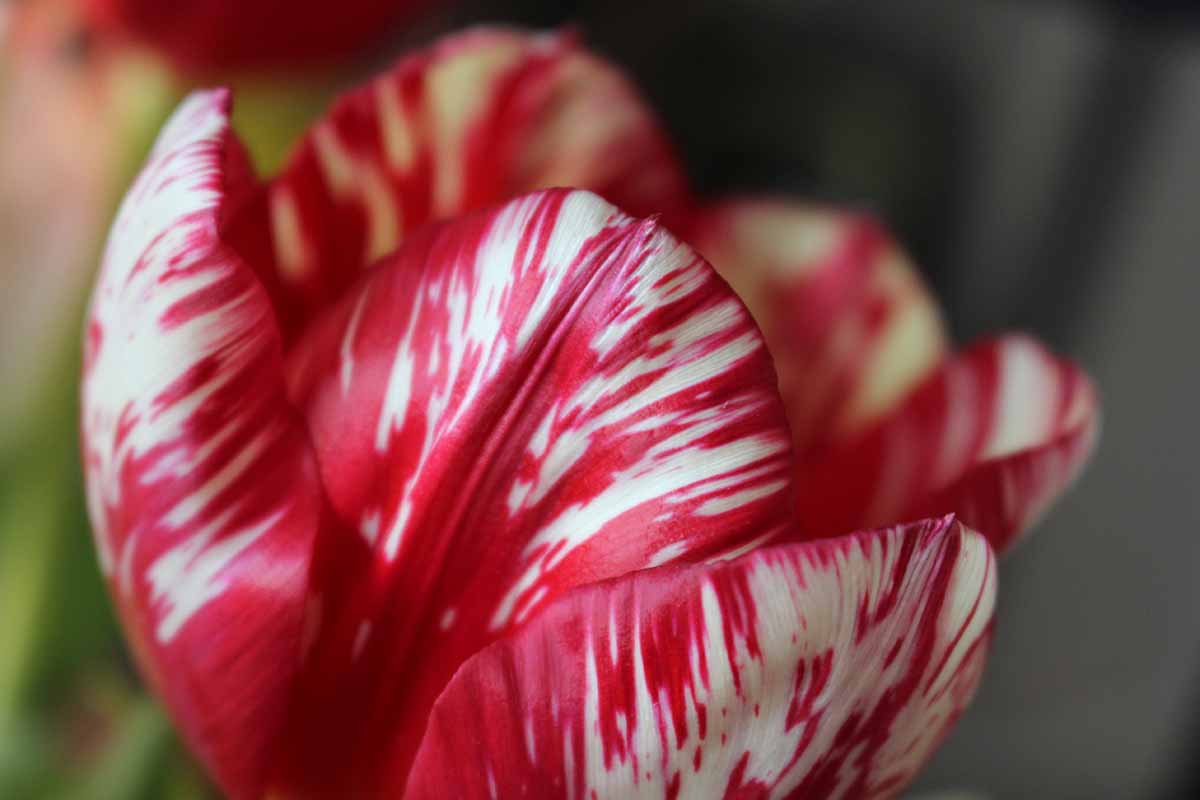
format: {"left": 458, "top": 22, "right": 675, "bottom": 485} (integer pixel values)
{"left": 221, "top": 28, "right": 689, "bottom": 346}
{"left": 269, "top": 189, "right": 793, "bottom": 794}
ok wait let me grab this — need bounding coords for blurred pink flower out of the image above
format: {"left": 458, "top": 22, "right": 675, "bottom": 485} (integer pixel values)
{"left": 82, "top": 0, "right": 434, "bottom": 74}
{"left": 0, "top": 0, "right": 120, "bottom": 450}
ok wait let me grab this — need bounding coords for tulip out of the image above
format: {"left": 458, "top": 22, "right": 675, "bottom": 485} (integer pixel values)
{"left": 80, "top": 29, "right": 1096, "bottom": 798}
{"left": 81, "top": 0, "right": 433, "bottom": 74}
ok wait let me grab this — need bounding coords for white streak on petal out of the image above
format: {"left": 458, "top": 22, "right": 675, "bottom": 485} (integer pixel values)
{"left": 340, "top": 288, "right": 370, "bottom": 395}
{"left": 983, "top": 337, "right": 1056, "bottom": 458}
{"left": 149, "top": 509, "right": 284, "bottom": 642}
{"left": 270, "top": 186, "right": 312, "bottom": 282}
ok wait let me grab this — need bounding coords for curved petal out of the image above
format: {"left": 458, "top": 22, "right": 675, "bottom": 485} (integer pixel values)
{"left": 685, "top": 201, "right": 1098, "bottom": 552}
{"left": 407, "top": 515, "right": 996, "bottom": 799}
{"left": 223, "top": 27, "right": 689, "bottom": 341}
{"left": 272, "top": 189, "right": 793, "bottom": 793}
{"left": 793, "top": 335, "right": 1099, "bottom": 553}
{"left": 80, "top": 91, "right": 326, "bottom": 797}
{"left": 685, "top": 199, "right": 949, "bottom": 458}
{"left": 83, "top": 0, "right": 427, "bottom": 73}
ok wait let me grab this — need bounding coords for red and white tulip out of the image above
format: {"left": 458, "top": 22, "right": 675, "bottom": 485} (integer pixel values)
{"left": 80, "top": 29, "right": 1096, "bottom": 798}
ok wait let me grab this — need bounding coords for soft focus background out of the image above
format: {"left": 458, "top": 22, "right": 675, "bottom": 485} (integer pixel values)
{"left": 1, "top": 0, "right": 1197, "bottom": 797}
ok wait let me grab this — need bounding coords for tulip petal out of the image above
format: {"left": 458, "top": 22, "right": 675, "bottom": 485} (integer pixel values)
{"left": 686, "top": 201, "right": 1098, "bottom": 551}
{"left": 685, "top": 199, "right": 950, "bottom": 458}
{"left": 275, "top": 188, "right": 793, "bottom": 793}
{"left": 407, "top": 516, "right": 995, "bottom": 799}
{"left": 793, "top": 335, "right": 1099, "bottom": 553}
{"left": 224, "top": 28, "right": 688, "bottom": 341}
{"left": 80, "top": 90, "right": 326, "bottom": 797}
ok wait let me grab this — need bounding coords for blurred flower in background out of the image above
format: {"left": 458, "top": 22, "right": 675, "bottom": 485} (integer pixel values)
{"left": 0, "top": 0, "right": 118, "bottom": 455}
{"left": 0, "top": 2, "right": 192, "bottom": 797}
{"left": 81, "top": 0, "right": 431, "bottom": 74}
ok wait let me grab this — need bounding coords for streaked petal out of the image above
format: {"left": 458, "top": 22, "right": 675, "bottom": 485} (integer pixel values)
{"left": 224, "top": 27, "right": 688, "bottom": 340}
{"left": 80, "top": 90, "right": 325, "bottom": 797}
{"left": 686, "top": 201, "right": 1098, "bottom": 551}
{"left": 685, "top": 198, "right": 949, "bottom": 457}
{"left": 273, "top": 188, "right": 793, "bottom": 793}
{"left": 794, "top": 335, "right": 1099, "bottom": 552}
{"left": 408, "top": 516, "right": 996, "bottom": 799}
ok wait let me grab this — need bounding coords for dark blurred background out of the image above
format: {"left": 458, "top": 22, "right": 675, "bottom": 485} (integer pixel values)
{"left": 3, "top": 0, "right": 1198, "bottom": 797}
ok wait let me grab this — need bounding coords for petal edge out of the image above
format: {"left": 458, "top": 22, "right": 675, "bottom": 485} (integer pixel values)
{"left": 81, "top": 90, "right": 324, "bottom": 798}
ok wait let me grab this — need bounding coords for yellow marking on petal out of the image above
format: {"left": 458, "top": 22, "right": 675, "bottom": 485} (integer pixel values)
{"left": 312, "top": 123, "right": 357, "bottom": 194}
{"left": 362, "top": 170, "right": 402, "bottom": 264}
{"left": 426, "top": 40, "right": 525, "bottom": 215}
{"left": 1063, "top": 370, "right": 1096, "bottom": 431}
{"left": 839, "top": 252, "right": 947, "bottom": 432}
{"left": 739, "top": 206, "right": 842, "bottom": 280}
{"left": 705, "top": 205, "right": 844, "bottom": 336}
{"left": 269, "top": 187, "right": 312, "bottom": 282}
{"left": 514, "top": 54, "right": 636, "bottom": 187}
{"left": 377, "top": 80, "right": 416, "bottom": 173}
{"left": 312, "top": 121, "right": 402, "bottom": 265}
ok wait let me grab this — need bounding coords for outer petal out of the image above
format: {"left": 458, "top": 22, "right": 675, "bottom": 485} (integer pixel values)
{"left": 274, "top": 189, "right": 793, "bottom": 793}
{"left": 407, "top": 516, "right": 996, "bottom": 799}
{"left": 83, "top": 0, "right": 428, "bottom": 73}
{"left": 80, "top": 91, "right": 325, "bottom": 797}
{"left": 793, "top": 335, "right": 1099, "bottom": 553}
{"left": 223, "top": 28, "right": 689, "bottom": 340}
{"left": 685, "top": 199, "right": 950, "bottom": 457}
{"left": 685, "top": 201, "right": 1099, "bottom": 552}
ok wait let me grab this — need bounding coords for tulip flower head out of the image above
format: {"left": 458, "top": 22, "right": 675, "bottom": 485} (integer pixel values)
{"left": 80, "top": 29, "right": 1097, "bottom": 799}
